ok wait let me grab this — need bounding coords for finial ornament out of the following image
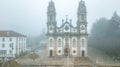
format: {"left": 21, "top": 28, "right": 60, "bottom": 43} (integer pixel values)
{"left": 66, "top": 15, "right": 68, "bottom": 21}
{"left": 70, "top": 19, "right": 72, "bottom": 23}
{"left": 50, "top": 0, "right": 53, "bottom": 2}
{"left": 62, "top": 19, "right": 64, "bottom": 24}
{"left": 113, "top": 11, "right": 118, "bottom": 18}
{"left": 80, "top": 0, "right": 85, "bottom": 4}
{"left": 70, "top": 19, "right": 72, "bottom": 24}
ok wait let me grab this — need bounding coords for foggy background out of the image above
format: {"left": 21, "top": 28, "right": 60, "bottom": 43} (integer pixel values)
{"left": 0, "top": 0, "right": 120, "bottom": 36}
{"left": 0, "top": 0, "right": 120, "bottom": 63}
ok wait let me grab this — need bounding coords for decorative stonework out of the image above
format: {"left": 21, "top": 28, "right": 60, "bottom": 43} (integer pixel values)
{"left": 65, "top": 25, "right": 69, "bottom": 31}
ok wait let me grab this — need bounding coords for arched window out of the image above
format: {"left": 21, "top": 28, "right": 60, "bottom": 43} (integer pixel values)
{"left": 73, "top": 39, "right": 76, "bottom": 47}
{"left": 50, "top": 39, "right": 53, "bottom": 47}
{"left": 58, "top": 39, "right": 62, "bottom": 47}
{"left": 81, "top": 39, "right": 85, "bottom": 47}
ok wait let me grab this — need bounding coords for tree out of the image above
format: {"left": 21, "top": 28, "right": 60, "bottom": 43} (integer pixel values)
{"left": 89, "top": 12, "right": 120, "bottom": 60}
{"left": 91, "top": 18, "right": 109, "bottom": 38}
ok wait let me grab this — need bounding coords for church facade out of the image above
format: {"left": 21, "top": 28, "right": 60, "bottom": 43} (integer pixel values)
{"left": 46, "top": 0, "right": 88, "bottom": 57}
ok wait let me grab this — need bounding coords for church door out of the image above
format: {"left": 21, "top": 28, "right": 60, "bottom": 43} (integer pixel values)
{"left": 50, "top": 50, "right": 53, "bottom": 56}
{"left": 64, "top": 48, "right": 69, "bottom": 56}
{"left": 82, "top": 50, "right": 85, "bottom": 57}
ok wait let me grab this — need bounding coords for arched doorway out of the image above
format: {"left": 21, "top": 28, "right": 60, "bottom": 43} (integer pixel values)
{"left": 82, "top": 50, "right": 85, "bottom": 57}
{"left": 50, "top": 50, "right": 53, "bottom": 56}
{"left": 64, "top": 48, "right": 69, "bottom": 56}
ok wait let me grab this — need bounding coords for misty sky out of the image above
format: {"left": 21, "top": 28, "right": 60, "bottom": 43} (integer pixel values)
{"left": 0, "top": 0, "right": 120, "bottom": 36}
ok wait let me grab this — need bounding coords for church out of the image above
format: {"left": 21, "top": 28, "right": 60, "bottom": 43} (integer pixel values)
{"left": 46, "top": 0, "right": 88, "bottom": 57}
{"left": 14, "top": 0, "right": 120, "bottom": 67}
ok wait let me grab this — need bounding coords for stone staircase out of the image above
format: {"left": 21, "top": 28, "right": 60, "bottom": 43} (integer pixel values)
{"left": 63, "top": 57, "right": 74, "bottom": 67}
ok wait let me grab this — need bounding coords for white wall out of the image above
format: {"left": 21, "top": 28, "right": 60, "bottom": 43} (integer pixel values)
{"left": 0, "top": 37, "right": 16, "bottom": 58}
{"left": 0, "top": 36, "right": 26, "bottom": 60}
{"left": 16, "top": 37, "right": 27, "bottom": 55}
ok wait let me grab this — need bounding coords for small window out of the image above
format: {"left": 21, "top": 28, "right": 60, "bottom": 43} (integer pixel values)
{"left": 9, "top": 43, "right": 14, "bottom": 49}
{"left": 2, "top": 44, "right": 5, "bottom": 48}
{"left": 9, "top": 44, "right": 12, "bottom": 47}
{"left": 9, "top": 50, "right": 12, "bottom": 54}
{"left": 0, "top": 50, "right": 7, "bottom": 55}
{"left": 2, "top": 38, "right": 5, "bottom": 42}
{"left": 9, "top": 38, "right": 12, "bottom": 41}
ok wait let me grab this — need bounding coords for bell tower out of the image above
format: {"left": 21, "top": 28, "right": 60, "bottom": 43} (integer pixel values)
{"left": 47, "top": 0, "right": 57, "bottom": 34}
{"left": 77, "top": 0, "right": 87, "bottom": 23}
{"left": 47, "top": 0, "right": 57, "bottom": 57}
{"left": 77, "top": 0, "right": 88, "bottom": 57}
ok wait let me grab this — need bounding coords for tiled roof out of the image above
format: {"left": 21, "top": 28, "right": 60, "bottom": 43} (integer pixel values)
{"left": 0, "top": 30, "right": 26, "bottom": 37}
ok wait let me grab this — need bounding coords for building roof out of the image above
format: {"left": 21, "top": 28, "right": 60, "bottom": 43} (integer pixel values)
{"left": 0, "top": 30, "right": 26, "bottom": 37}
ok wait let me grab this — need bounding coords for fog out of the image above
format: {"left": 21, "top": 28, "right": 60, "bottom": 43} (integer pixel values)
{"left": 0, "top": 0, "right": 120, "bottom": 36}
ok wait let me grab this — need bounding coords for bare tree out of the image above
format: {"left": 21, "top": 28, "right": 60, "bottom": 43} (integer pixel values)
{"left": 29, "top": 51, "right": 39, "bottom": 62}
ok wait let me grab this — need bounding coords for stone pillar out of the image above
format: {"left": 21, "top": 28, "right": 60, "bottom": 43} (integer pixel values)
{"left": 54, "top": 37, "right": 57, "bottom": 57}
{"left": 77, "top": 37, "right": 80, "bottom": 56}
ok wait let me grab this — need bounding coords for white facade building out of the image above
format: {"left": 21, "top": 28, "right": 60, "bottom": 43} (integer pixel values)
{"left": 0, "top": 31, "right": 26, "bottom": 60}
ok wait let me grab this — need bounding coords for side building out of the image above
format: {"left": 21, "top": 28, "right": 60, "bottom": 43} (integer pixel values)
{"left": 0, "top": 30, "right": 27, "bottom": 61}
